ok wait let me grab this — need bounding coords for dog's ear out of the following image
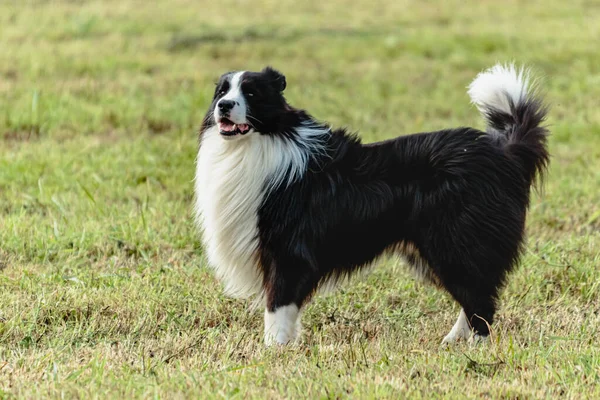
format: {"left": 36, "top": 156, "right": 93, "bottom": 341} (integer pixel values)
{"left": 262, "top": 66, "right": 286, "bottom": 92}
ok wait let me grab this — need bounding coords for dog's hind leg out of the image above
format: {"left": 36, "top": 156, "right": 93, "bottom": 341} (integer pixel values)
{"left": 427, "top": 256, "right": 500, "bottom": 345}
{"left": 421, "top": 240, "right": 508, "bottom": 345}
{"left": 441, "top": 282, "right": 497, "bottom": 345}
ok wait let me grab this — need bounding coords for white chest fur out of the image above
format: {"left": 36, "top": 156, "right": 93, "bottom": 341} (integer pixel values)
{"left": 194, "top": 125, "right": 327, "bottom": 298}
{"left": 194, "top": 127, "right": 266, "bottom": 298}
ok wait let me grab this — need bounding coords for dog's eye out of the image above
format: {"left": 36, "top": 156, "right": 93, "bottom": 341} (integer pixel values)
{"left": 217, "top": 82, "right": 229, "bottom": 96}
{"left": 246, "top": 91, "right": 255, "bottom": 97}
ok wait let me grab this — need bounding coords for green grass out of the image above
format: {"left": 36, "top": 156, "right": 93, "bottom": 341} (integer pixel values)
{"left": 1, "top": 0, "right": 599, "bottom": 398}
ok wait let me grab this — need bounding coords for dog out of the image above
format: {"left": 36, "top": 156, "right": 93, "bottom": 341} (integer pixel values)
{"left": 194, "top": 64, "right": 549, "bottom": 346}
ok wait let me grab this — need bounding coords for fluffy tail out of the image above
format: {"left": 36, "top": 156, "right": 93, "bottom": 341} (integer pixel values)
{"left": 468, "top": 64, "right": 550, "bottom": 187}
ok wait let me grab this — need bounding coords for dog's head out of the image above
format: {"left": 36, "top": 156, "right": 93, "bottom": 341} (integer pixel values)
{"left": 202, "top": 67, "right": 288, "bottom": 141}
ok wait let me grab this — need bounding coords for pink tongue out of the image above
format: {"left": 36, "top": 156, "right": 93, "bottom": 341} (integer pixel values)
{"left": 237, "top": 124, "right": 249, "bottom": 133}
{"left": 219, "top": 122, "right": 235, "bottom": 132}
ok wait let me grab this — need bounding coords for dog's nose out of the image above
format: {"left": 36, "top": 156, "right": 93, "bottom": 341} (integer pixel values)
{"left": 218, "top": 100, "right": 235, "bottom": 113}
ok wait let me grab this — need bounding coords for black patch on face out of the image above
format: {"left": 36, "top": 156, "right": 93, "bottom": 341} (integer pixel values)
{"left": 238, "top": 67, "right": 288, "bottom": 134}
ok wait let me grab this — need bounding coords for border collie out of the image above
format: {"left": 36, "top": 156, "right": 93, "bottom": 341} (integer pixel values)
{"left": 194, "top": 64, "right": 549, "bottom": 346}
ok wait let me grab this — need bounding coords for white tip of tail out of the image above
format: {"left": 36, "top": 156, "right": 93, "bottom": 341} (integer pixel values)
{"left": 468, "top": 63, "right": 531, "bottom": 115}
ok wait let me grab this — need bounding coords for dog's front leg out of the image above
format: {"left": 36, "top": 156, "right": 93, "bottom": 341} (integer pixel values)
{"left": 263, "top": 255, "right": 317, "bottom": 346}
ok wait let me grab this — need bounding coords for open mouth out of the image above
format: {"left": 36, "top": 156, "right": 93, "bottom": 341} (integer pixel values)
{"left": 218, "top": 117, "right": 251, "bottom": 136}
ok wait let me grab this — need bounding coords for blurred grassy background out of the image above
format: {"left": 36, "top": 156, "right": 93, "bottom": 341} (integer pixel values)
{"left": 0, "top": 0, "right": 599, "bottom": 398}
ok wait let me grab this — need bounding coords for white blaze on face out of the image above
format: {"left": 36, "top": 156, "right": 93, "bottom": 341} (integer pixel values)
{"left": 215, "top": 71, "right": 248, "bottom": 124}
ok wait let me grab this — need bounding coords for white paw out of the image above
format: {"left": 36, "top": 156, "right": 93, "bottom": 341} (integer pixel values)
{"left": 441, "top": 309, "right": 472, "bottom": 346}
{"left": 442, "top": 331, "right": 466, "bottom": 346}
{"left": 264, "top": 330, "right": 299, "bottom": 346}
{"left": 264, "top": 305, "right": 301, "bottom": 347}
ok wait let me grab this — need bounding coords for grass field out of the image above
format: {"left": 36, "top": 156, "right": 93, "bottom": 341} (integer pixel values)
{"left": 1, "top": 0, "right": 599, "bottom": 398}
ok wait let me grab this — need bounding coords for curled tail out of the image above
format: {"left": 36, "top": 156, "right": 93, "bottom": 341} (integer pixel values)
{"left": 468, "top": 64, "right": 550, "bottom": 187}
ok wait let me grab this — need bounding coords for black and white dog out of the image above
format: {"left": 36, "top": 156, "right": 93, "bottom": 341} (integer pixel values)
{"left": 194, "top": 64, "right": 549, "bottom": 346}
